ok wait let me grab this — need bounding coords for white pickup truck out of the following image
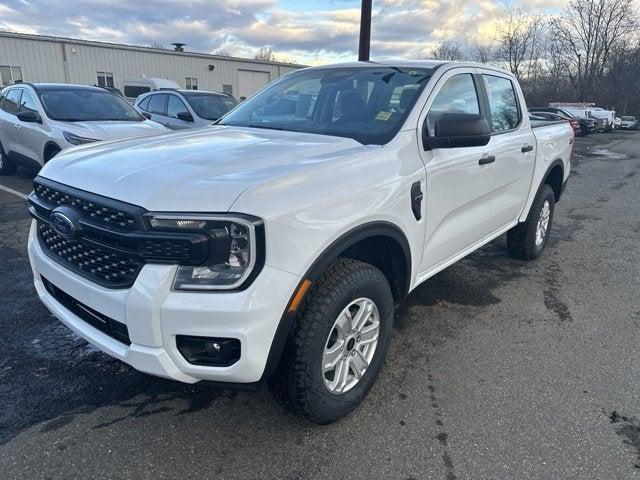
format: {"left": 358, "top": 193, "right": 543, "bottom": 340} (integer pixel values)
{"left": 28, "top": 61, "right": 573, "bottom": 424}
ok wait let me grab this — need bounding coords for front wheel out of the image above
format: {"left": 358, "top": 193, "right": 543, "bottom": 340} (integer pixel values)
{"left": 270, "top": 258, "right": 394, "bottom": 424}
{"left": 507, "top": 184, "right": 555, "bottom": 260}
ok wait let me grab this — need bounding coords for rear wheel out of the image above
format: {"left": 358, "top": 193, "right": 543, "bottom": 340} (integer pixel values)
{"left": 507, "top": 184, "right": 555, "bottom": 260}
{"left": 0, "top": 142, "right": 18, "bottom": 175}
{"left": 270, "top": 258, "right": 394, "bottom": 424}
{"left": 580, "top": 124, "right": 589, "bottom": 136}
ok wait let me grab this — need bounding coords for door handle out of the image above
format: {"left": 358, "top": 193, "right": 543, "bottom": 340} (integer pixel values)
{"left": 478, "top": 155, "right": 495, "bottom": 165}
{"left": 521, "top": 145, "right": 534, "bottom": 153}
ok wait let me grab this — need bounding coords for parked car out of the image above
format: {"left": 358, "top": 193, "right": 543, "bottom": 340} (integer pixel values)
{"left": 28, "top": 61, "right": 573, "bottom": 423}
{"left": 123, "top": 76, "right": 181, "bottom": 102}
{"left": 529, "top": 106, "right": 595, "bottom": 135}
{"left": 620, "top": 115, "right": 638, "bottom": 130}
{"left": 528, "top": 110, "right": 580, "bottom": 136}
{"left": 0, "top": 83, "right": 168, "bottom": 175}
{"left": 135, "top": 90, "right": 238, "bottom": 129}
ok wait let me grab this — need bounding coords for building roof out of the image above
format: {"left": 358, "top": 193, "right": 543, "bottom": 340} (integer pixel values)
{"left": 0, "top": 30, "right": 307, "bottom": 69}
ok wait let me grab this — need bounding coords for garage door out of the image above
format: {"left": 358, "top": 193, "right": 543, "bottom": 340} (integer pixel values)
{"left": 238, "top": 70, "right": 270, "bottom": 100}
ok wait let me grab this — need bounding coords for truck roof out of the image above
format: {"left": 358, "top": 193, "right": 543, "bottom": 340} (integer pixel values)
{"left": 302, "top": 60, "right": 515, "bottom": 76}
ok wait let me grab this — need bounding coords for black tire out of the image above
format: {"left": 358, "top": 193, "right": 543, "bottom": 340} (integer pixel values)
{"left": 0, "top": 142, "right": 18, "bottom": 176}
{"left": 269, "top": 258, "right": 394, "bottom": 424}
{"left": 507, "top": 184, "right": 555, "bottom": 260}
{"left": 580, "top": 124, "right": 589, "bottom": 136}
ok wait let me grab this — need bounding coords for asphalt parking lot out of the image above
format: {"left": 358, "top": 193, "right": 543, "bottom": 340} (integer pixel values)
{"left": 0, "top": 131, "right": 639, "bottom": 480}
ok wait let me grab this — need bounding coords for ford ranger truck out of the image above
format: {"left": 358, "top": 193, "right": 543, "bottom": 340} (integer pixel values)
{"left": 28, "top": 61, "right": 573, "bottom": 424}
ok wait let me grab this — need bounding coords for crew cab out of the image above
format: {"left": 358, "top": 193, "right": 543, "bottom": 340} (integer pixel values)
{"left": 27, "top": 61, "right": 573, "bottom": 424}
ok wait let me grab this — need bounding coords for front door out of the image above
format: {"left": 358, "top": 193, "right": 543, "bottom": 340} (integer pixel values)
{"left": 417, "top": 69, "right": 497, "bottom": 276}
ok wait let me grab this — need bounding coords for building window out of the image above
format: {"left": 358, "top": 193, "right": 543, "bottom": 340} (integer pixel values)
{"left": 0, "top": 66, "right": 23, "bottom": 87}
{"left": 222, "top": 84, "right": 233, "bottom": 96}
{"left": 97, "top": 71, "right": 114, "bottom": 88}
{"left": 186, "top": 77, "right": 198, "bottom": 90}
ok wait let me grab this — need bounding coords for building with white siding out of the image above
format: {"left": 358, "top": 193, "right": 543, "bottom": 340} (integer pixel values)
{"left": 0, "top": 31, "right": 304, "bottom": 100}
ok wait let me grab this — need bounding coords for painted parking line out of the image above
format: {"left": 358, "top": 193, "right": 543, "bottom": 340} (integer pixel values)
{"left": 0, "top": 183, "right": 29, "bottom": 200}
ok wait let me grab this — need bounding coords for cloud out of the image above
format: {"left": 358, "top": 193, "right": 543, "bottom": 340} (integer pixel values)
{"left": 0, "top": 0, "right": 560, "bottom": 65}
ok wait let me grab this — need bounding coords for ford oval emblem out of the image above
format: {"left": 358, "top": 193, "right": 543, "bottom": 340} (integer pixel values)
{"left": 50, "top": 207, "right": 80, "bottom": 240}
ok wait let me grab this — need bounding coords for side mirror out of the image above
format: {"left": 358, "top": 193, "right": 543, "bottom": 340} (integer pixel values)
{"left": 177, "top": 111, "right": 194, "bottom": 122}
{"left": 423, "top": 113, "right": 491, "bottom": 150}
{"left": 16, "top": 110, "right": 41, "bottom": 123}
{"left": 140, "top": 111, "right": 152, "bottom": 120}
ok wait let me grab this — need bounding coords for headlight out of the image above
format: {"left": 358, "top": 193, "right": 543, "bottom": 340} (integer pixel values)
{"left": 63, "top": 131, "right": 100, "bottom": 145}
{"left": 146, "top": 214, "right": 260, "bottom": 291}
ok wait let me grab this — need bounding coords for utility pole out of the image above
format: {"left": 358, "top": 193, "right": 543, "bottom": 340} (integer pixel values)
{"left": 358, "top": 0, "right": 372, "bottom": 61}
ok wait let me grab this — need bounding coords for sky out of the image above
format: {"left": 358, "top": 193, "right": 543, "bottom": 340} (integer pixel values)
{"left": 0, "top": 0, "right": 568, "bottom": 65}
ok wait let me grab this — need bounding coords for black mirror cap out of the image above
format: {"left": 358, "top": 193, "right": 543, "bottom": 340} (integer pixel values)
{"left": 16, "top": 110, "right": 41, "bottom": 123}
{"left": 177, "top": 112, "right": 194, "bottom": 122}
{"left": 423, "top": 113, "right": 491, "bottom": 150}
{"left": 140, "top": 111, "right": 152, "bottom": 120}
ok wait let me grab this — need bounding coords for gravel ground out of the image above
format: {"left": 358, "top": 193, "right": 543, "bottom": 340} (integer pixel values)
{"left": 0, "top": 131, "right": 639, "bottom": 480}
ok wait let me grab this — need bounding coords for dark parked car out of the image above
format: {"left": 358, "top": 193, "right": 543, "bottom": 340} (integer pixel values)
{"left": 529, "top": 107, "right": 596, "bottom": 136}
{"left": 529, "top": 110, "right": 581, "bottom": 136}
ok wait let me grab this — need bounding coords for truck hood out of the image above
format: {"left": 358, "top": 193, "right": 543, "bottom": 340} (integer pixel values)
{"left": 58, "top": 119, "right": 167, "bottom": 140}
{"left": 39, "top": 126, "right": 365, "bottom": 212}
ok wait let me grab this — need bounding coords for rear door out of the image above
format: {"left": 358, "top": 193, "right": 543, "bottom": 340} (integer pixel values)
{"left": 481, "top": 72, "right": 536, "bottom": 229}
{"left": 417, "top": 68, "right": 498, "bottom": 275}
{"left": 145, "top": 93, "right": 169, "bottom": 127}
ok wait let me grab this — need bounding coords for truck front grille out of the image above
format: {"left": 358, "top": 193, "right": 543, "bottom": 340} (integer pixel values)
{"left": 30, "top": 177, "right": 210, "bottom": 289}
{"left": 39, "top": 223, "right": 143, "bottom": 287}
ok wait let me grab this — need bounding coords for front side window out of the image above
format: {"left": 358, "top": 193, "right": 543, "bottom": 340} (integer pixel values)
{"left": 4, "top": 89, "right": 22, "bottom": 114}
{"left": 167, "top": 95, "right": 189, "bottom": 118}
{"left": 483, "top": 75, "right": 520, "bottom": 132}
{"left": 147, "top": 94, "right": 167, "bottom": 115}
{"left": 97, "top": 72, "right": 115, "bottom": 88}
{"left": 39, "top": 89, "right": 144, "bottom": 122}
{"left": 219, "top": 66, "right": 434, "bottom": 145}
{"left": 186, "top": 77, "right": 198, "bottom": 90}
{"left": 19, "top": 90, "right": 38, "bottom": 113}
{"left": 184, "top": 92, "right": 238, "bottom": 120}
{"left": 425, "top": 74, "right": 480, "bottom": 135}
{"left": 138, "top": 96, "right": 151, "bottom": 111}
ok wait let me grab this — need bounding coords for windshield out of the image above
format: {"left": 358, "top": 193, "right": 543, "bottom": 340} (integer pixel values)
{"left": 622, "top": 116, "right": 635, "bottom": 121}
{"left": 218, "top": 66, "right": 434, "bottom": 145}
{"left": 183, "top": 93, "right": 238, "bottom": 120}
{"left": 39, "top": 89, "right": 144, "bottom": 122}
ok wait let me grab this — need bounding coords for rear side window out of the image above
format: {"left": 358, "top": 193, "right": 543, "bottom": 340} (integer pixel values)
{"left": 147, "top": 94, "right": 167, "bottom": 115}
{"left": 483, "top": 75, "right": 520, "bottom": 132}
{"left": 426, "top": 74, "right": 480, "bottom": 135}
{"left": 138, "top": 96, "right": 151, "bottom": 111}
{"left": 3, "top": 89, "right": 22, "bottom": 114}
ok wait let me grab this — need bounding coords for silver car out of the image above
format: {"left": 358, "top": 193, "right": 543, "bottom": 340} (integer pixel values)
{"left": 135, "top": 90, "right": 238, "bottom": 130}
{"left": 0, "top": 83, "right": 168, "bottom": 175}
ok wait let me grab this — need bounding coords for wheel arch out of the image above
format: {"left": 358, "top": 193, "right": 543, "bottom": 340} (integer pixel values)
{"left": 542, "top": 159, "right": 565, "bottom": 202}
{"left": 43, "top": 141, "right": 61, "bottom": 162}
{"left": 261, "top": 221, "right": 412, "bottom": 380}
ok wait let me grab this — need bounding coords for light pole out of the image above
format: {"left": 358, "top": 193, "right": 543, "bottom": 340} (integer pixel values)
{"left": 359, "top": 0, "right": 372, "bottom": 61}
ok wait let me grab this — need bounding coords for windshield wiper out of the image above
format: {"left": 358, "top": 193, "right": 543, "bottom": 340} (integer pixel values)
{"left": 244, "top": 124, "right": 287, "bottom": 131}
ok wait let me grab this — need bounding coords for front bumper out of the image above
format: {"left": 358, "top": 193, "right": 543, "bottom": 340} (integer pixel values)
{"left": 28, "top": 221, "right": 300, "bottom": 384}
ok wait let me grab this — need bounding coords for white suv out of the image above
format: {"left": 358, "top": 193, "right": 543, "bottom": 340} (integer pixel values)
{"left": 28, "top": 61, "right": 573, "bottom": 423}
{"left": 0, "top": 83, "right": 167, "bottom": 175}
{"left": 135, "top": 90, "right": 238, "bottom": 130}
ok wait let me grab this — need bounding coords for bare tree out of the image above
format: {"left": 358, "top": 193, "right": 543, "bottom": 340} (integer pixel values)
{"left": 149, "top": 43, "right": 167, "bottom": 50}
{"left": 431, "top": 40, "right": 465, "bottom": 61}
{"left": 213, "top": 49, "right": 231, "bottom": 57}
{"left": 470, "top": 43, "right": 495, "bottom": 64}
{"left": 255, "top": 47, "right": 277, "bottom": 62}
{"left": 495, "top": 6, "right": 545, "bottom": 80}
{"left": 550, "top": 0, "right": 638, "bottom": 100}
